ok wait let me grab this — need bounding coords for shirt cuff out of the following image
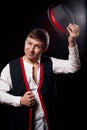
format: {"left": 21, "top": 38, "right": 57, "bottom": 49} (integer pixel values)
{"left": 69, "top": 44, "right": 78, "bottom": 54}
{"left": 13, "top": 96, "right": 22, "bottom": 107}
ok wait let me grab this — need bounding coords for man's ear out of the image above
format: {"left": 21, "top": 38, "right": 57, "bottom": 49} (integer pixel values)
{"left": 42, "top": 47, "right": 48, "bottom": 53}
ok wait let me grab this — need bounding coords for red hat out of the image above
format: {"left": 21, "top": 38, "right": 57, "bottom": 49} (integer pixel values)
{"left": 47, "top": 4, "right": 75, "bottom": 37}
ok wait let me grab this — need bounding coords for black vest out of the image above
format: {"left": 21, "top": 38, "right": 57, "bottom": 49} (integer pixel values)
{"left": 8, "top": 56, "right": 57, "bottom": 130}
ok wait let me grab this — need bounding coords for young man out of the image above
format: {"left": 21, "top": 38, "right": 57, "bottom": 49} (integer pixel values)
{"left": 0, "top": 23, "right": 80, "bottom": 130}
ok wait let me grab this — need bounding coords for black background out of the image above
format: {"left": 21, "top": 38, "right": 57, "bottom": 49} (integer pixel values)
{"left": 0, "top": 0, "right": 87, "bottom": 129}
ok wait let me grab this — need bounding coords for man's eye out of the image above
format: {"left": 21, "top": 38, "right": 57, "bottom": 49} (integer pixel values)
{"left": 28, "top": 42, "right": 32, "bottom": 45}
{"left": 36, "top": 45, "right": 42, "bottom": 48}
{"left": 37, "top": 45, "right": 41, "bottom": 48}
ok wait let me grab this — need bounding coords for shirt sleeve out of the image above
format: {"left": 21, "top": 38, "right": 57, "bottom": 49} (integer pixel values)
{"left": 0, "top": 64, "right": 22, "bottom": 107}
{"left": 51, "top": 44, "right": 81, "bottom": 74}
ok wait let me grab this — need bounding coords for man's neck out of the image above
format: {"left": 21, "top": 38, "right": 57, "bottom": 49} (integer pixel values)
{"left": 23, "top": 55, "right": 40, "bottom": 66}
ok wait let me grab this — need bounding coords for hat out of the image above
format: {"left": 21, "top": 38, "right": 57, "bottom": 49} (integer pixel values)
{"left": 47, "top": 4, "right": 75, "bottom": 37}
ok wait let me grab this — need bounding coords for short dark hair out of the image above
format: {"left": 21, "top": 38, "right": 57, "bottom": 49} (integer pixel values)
{"left": 26, "top": 28, "right": 50, "bottom": 49}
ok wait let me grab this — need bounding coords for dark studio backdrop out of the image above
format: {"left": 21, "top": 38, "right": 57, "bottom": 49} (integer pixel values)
{"left": 0, "top": 0, "right": 86, "bottom": 129}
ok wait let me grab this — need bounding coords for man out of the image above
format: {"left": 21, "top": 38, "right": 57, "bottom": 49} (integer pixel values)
{"left": 0, "top": 23, "right": 80, "bottom": 130}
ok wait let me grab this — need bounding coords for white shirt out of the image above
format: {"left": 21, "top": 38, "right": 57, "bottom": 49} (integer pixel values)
{"left": 0, "top": 45, "right": 80, "bottom": 129}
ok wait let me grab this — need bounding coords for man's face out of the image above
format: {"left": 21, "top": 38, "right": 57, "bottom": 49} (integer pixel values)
{"left": 24, "top": 37, "right": 44, "bottom": 61}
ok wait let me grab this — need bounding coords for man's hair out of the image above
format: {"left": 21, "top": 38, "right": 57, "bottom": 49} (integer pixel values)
{"left": 26, "top": 28, "right": 50, "bottom": 49}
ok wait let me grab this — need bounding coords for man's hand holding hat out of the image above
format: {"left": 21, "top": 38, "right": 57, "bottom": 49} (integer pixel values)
{"left": 67, "top": 23, "right": 80, "bottom": 47}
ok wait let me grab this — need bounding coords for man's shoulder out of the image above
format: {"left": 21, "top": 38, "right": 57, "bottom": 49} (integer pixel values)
{"left": 41, "top": 55, "right": 51, "bottom": 61}
{"left": 41, "top": 55, "right": 52, "bottom": 64}
{"left": 9, "top": 57, "right": 21, "bottom": 64}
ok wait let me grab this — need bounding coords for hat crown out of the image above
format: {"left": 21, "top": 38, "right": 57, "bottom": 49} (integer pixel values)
{"left": 48, "top": 4, "right": 75, "bottom": 37}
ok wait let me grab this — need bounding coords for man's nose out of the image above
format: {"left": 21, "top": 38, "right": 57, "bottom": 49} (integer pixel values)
{"left": 30, "top": 45, "right": 35, "bottom": 52}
